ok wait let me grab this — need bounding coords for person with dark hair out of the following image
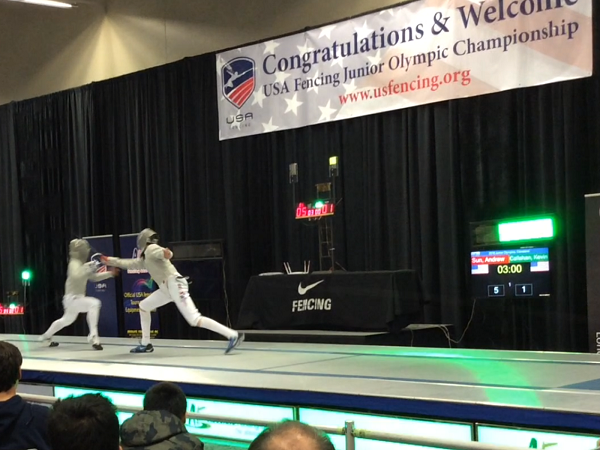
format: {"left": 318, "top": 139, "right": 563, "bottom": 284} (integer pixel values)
{"left": 120, "top": 382, "right": 204, "bottom": 450}
{"left": 249, "top": 420, "right": 335, "bottom": 450}
{"left": 0, "top": 341, "right": 51, "bottom": 450}
{"left": 143, "top": 381, "right": 187, "bottom": 420}
{"left": 47, "top": 393, "right": 120, "bottom": 450}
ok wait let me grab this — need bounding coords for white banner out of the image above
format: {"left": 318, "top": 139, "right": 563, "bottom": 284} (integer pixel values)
{"left": 216, "top": 0, "right": 593, "bottom": 140}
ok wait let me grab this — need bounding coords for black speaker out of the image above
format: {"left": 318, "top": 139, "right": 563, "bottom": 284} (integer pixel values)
{"left": 170, "top": 240, "right": 223, "bottom": 260}
{"left": 171, "top": 260, "right": 223, "bottom": 301}
{"left": 160, "top": 240, "right": 229, "bottom": 340}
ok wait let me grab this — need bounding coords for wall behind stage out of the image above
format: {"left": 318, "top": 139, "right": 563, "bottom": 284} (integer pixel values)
{"left": 0, "top": 0, "right": 408, "bottom": 105}
{"left": 0, "top": 4, "right": 598, "bottom": 352}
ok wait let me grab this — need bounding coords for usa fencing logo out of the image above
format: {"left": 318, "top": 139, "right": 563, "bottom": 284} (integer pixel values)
{"left": 222, "top": 57, "right": 255, "bottom": 108}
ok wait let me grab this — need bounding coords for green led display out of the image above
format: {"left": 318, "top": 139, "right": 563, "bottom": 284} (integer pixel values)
{"left": 54, "top": 386, "right": 294, "bottom": 442}
{"left": 55, "top": 386, "right": 600, "bottom": 449}
{"left": 477, "top": 425, "right": 599, "bottom": 449}
{"left": 497, "top": 217, "right": 554, "bottom": 243}
{"left": 329, "top": 434, "right": 453, "bottom": 449}
{"left": 299, "top": 408, "right": 473, "bottom": 447}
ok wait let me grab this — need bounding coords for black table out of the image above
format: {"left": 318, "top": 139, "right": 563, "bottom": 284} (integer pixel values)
{"left": 237, "top": 270, "right": 423, "bottom": 332}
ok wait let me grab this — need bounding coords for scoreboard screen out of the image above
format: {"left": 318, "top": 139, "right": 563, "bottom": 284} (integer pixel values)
{"left": 470, "top": 247, "right": 551, "bottom": 299}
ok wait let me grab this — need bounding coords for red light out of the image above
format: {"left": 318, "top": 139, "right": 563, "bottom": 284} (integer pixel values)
{"left": 0, "top": 306, "right": 24, "bottom": 315}
{"left": 295, "top": 202, "right": 336, "bottom": 220}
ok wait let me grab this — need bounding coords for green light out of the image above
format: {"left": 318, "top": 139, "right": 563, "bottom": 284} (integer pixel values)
{"left": 314, "top": 200, "right": 325, "bottom": 208}
{"left": 300, "top": 408, "right": 473, "bottom": 443}
{"left": 21, "top": 270, "right": 32, "bottom": 281}
{"left": 9, "top": 303, "right": 17, "bottom": 308}
{"left": 498, "top": 217, "right": 554, "bottom": 243}
{"left": 478, "top": 425, "right": 599, "bottom": 448}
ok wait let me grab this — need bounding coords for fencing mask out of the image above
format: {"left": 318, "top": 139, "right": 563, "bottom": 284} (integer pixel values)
{"left": 137, "top": 228, "right": 159, "bottom": 252}
{"left": 69, "top": 239, "right": 91, "bottom": 262}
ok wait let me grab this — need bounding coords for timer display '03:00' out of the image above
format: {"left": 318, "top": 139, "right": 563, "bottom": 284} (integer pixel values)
{"left": 496, "top": 264, "right": 524, "bottom": 275}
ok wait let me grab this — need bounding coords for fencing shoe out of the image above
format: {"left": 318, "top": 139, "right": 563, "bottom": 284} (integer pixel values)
{"left": 130, "top": 343, "right": 154, "bottom": 353}
{"left": 225, "top": 333, "right": 245, "bottom": 354}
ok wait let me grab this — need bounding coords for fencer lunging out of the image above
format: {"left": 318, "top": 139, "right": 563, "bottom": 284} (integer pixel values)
{"left": 102, "top": 228, "right": 244, "bottom": 354}
{"left": 39, "top": 239, "right": 118, "bottom": 351}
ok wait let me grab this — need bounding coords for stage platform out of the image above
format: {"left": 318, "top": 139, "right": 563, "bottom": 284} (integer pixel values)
{"left": 4, "top": 334, "right": 600, "bottom": 445}
{"left": 238, "top": 324, "right": 454, "bottom": 346}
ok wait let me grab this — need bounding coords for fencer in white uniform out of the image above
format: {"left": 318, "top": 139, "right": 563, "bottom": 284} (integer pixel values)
{"left": 39, "top": 239, "right": 118, "bottom": 350}
{"left": 102, "top": 228, "right": 244, "bottom": 354}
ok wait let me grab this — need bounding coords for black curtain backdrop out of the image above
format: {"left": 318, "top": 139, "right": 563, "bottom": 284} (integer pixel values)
{"left": 0, "top": 14, "right": 598, "bottom": 351}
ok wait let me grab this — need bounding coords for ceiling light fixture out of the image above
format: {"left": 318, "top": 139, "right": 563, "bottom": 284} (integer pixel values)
{"left": 11, "top": 0, "right": 73, "bottom": 8}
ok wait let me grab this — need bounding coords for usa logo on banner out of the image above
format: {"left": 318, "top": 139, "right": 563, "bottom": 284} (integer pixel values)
{"left": 222, "top": 57, "right": 256, "bottom": 108}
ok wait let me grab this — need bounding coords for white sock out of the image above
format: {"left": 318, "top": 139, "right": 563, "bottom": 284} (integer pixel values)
{"left": 41, "top": 317, "right": 69, "bottom": 339}
{"left": 86, "top": 307, "right": 100, "bottom": 344}
{"left": 140, "top": 309, "right": 152, "bottom": 345}
{"left": 199, "top": 317, "right": 237, "bottom": 339}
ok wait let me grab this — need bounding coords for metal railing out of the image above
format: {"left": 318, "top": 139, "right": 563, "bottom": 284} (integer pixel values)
{"left": 20, "top": 393, "right": 533, "bottom": 450}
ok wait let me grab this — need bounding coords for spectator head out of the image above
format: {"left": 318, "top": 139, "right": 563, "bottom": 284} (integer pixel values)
{"left": 249, "top": 420, "right": 335, "bottom": 450}
{"left": 0, "top": 341, "right": 22, "bottom": 394}
{"left": 48, "top": 394, "right": 120, "bottom": 450}
{"left": 143, "top": 382, "right": 187, "bottom": 423}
